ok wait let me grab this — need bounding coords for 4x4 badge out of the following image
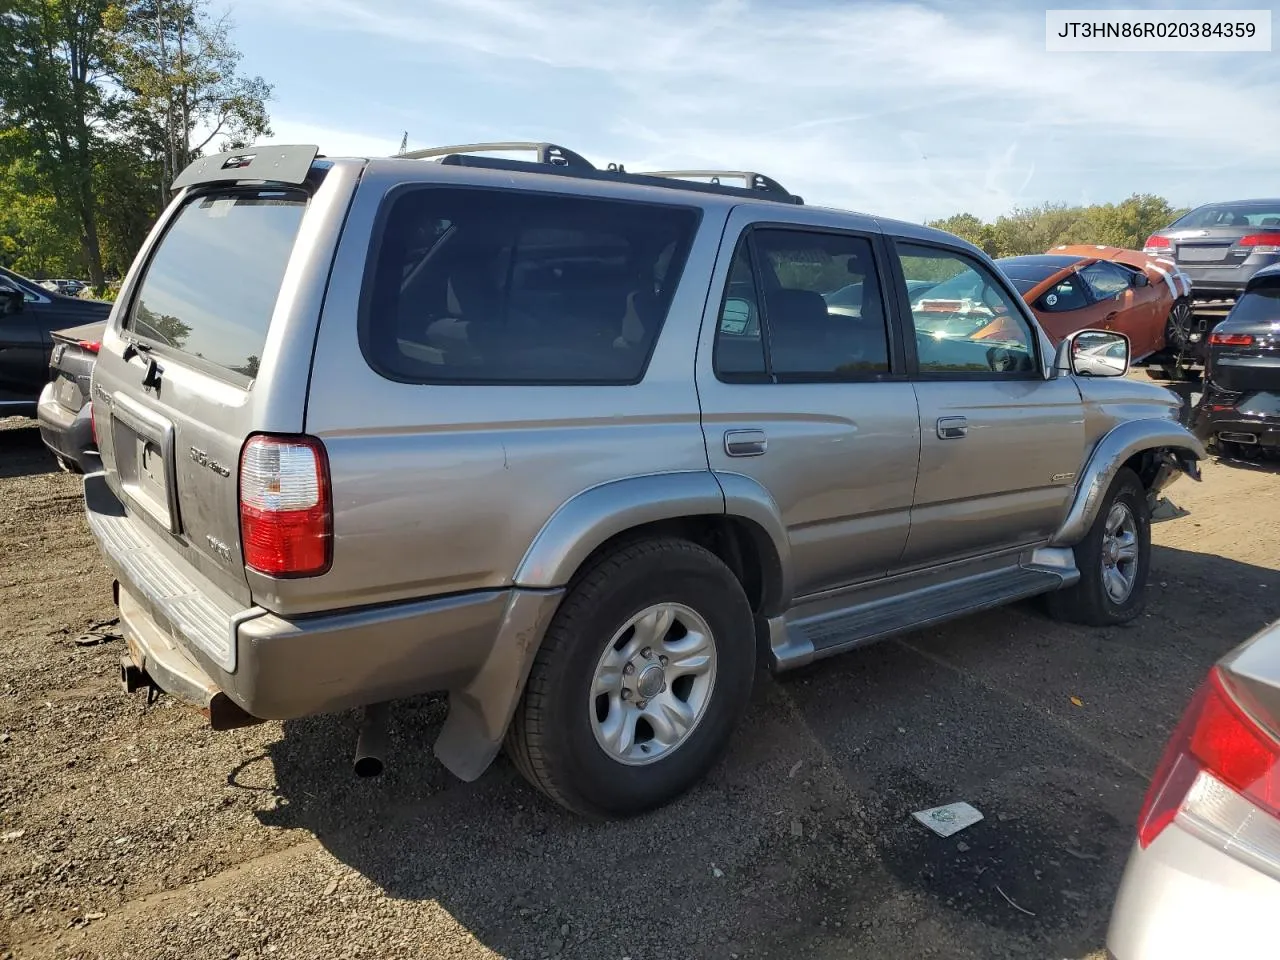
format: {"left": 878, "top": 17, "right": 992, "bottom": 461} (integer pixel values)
{"left": 1052, "top": 472, "right": 1076, "bottom": 483}
{"left": 190, "top": 446, "right": 231, "bottom": 477}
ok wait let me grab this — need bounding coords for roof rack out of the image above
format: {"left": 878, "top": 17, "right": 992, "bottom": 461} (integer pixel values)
{"left": 642, "top": 170, "right": 800, "bottom": 203}
{"left": 398, "top": 141, "right": 595, "bottom": 171}
{"left": 393, "top": 141, "right": 803, "bottom": 206}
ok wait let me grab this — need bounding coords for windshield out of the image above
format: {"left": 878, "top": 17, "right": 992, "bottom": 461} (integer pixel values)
{"left": 125, "top": 189, "right": 307, "bottom": 380}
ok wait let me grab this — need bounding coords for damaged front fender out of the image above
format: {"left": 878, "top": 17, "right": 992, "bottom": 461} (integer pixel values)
{"left": 1051, "top": 419, "right": 1205, "bottom": 546}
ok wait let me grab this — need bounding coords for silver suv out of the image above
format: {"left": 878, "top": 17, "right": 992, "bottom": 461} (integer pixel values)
{"left": 86, "top": 142, "right": 1205, "bottom": 818}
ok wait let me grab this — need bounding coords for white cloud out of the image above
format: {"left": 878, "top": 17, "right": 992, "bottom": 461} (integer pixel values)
{"left": 245, "top": 0, "right": 1280, "bottom": 221}
{"left": 265, "top": 117, "right": 400, "bottom": 159}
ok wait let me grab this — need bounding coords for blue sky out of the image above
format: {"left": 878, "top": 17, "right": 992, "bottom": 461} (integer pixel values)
{"left": 210, "top": 0, "right": 1280, "bottom": 223}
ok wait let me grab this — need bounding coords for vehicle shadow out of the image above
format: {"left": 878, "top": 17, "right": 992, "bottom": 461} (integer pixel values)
{"left": 254, "top": 545, "right": 1280, "bottom": 960}
{"left": 1212, "top": 450, "right": 1280, "bottom": 475}
{"left": 0, "top": 419, "right": 57, "bottom": 480}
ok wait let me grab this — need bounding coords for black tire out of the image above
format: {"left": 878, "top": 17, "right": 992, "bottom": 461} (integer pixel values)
{"left": 1143, "top": 366, "right": 1169, "bottom": 381}
{"left": 506, "top": 538, "right": 755, "bottom": 819}
{"left": 1046, "top": 468, "right": 1151, "bottom": 627}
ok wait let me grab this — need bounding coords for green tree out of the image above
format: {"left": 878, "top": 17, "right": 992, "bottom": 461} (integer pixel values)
{"left": 0, "top": 0, "right": 122, "bottom": 286}
{"left": 927, "top": 212, "right": 999, "bottom": 256}
{"left": 115, "top": 0, "right": 272, "bottom": 193}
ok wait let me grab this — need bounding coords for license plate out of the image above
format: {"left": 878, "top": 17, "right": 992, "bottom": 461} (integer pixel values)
{"left": 57, "top": 378, "right": 80, "bottom": 408}
{"left": 1177, "top": 244, "right": 1231, "bottom": 263}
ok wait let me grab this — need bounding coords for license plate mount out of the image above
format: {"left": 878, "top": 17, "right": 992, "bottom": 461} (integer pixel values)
{"left": 109, "top": 393, "right": 181, "bottom": 534}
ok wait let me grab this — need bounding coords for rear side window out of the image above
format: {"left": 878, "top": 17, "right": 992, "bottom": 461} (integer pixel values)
{"left": 361, "top": 187, "right": 699, "bottom": 385}
{"left": 126, "top": 189, "right": 307, "bottom": 380}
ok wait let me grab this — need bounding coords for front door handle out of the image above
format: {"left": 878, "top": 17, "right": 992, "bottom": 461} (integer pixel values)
{"left": 724, "top": 429, "right": 767, "bottom": 457}
{"left": 936, "top": 416, "right": 968, "bottom": 440}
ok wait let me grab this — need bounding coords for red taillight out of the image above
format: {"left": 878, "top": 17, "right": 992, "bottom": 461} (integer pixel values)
{"left": 76, "top": 340, "right": 101, "bottom": 354}
{"left": 1137, "top": 668, "right": 1280, "bottom": 849}
{"left": 238, "top": 435, "right": 331, "bottom": 577}
{"left": 1142, "top": 234, "right": 1171, "bottom": 254}
{"left": 1210, "top": 332, "right": 1254, "bottom": 346}
{"left": 1238, "top": 233, "right": 1280, "bottom": 253}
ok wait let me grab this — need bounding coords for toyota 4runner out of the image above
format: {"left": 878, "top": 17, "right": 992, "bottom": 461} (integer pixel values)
{"left": 85, "top": 142, "right": 1204, "bottom": 818}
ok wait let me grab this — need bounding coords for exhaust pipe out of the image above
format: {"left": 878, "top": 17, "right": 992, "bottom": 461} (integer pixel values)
{"left": 353, "top": 702, "right": 391, "bottom": 778}
{"left": 1219, "top": 431, "right": 1259, "bottom": 445}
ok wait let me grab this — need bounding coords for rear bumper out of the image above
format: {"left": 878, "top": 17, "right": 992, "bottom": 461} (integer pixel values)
{"left": 85, "top": 471, "right": 563, "bottom": 779}
{"left": 1181, "top": 256, "right": 1280, "bottom": 297}
{"left": 1107, "top": 827, "right": 1280, "bottom": 959}
{"left": 36, "top": 383, "right": 97, "bottom": 471}
{"left": 1192, "top": 397, "right": 1280, "bottom": 448}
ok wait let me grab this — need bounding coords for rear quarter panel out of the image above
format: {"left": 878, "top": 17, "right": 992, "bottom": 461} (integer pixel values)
{"left": 294, "top": 165, "right": 730, "bottom": 616}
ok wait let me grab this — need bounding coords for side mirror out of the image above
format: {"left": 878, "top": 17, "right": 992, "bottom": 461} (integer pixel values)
{"left": 1055, "top": 329, "right": 1130, "bottom": 377}
{"left": 1132, "top": 273, "right": 1149, "bottom": 287}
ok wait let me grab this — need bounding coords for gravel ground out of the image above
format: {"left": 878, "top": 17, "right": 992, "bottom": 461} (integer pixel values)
{"left": 1, "top": 407, "right": 1278, "bottom": 960}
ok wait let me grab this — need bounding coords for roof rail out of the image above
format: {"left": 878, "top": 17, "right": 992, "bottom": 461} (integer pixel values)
{"left": 398, "top": 141, "right": 595, "bottom": 171}
{"left": 642, "top": 170, "right": 801, "bottom": 203}
{"left": 391, "top": 141, "right": 803, "bottom": 205}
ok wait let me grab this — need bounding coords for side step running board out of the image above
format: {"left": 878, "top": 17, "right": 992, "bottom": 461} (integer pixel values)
{"left": 768, "top": 563, "right": 1074, "bottom": 672}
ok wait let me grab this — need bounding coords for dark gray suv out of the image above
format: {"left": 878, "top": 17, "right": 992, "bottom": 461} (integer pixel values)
{"left": 1144, "top": 199, "right": 1280, "bottom": 299}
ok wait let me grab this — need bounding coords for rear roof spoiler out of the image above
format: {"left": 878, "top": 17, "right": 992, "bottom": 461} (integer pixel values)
{"left": 172, "top": 145, "right": 320, "bottom": 191}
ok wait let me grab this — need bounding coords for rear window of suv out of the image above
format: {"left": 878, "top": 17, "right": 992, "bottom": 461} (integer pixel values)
{"left": 125, "top": 189, "right": 307, "bottom": 380}
{"left": 361, "top": 186, "right": 699, "bottom": 385}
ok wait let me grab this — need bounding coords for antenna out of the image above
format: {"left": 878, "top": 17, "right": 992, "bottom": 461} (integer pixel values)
{"left": 397, "top": 131, "right": 408, "bottom": 156}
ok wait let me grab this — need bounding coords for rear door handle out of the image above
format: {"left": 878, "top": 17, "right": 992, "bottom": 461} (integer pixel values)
{"left": 936, "top": 416, "right": 968, "bottom": 440}
{"left": 724, "top": 429, "right": 767, "bottom": 457}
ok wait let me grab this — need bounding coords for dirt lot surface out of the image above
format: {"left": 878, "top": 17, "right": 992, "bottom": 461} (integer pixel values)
{"left": 2, "top": 407, "right": 1278, "bottom": 960}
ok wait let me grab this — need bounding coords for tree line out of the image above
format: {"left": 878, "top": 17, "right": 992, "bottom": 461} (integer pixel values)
{"left": 0, "top": 9, "right": 1191, "bottom": 293}
{"left": 926, "top": 194, "right": 1188, "bottom": 260}
{"left": 0, "top": 0, "right": 271, "bottom": 290}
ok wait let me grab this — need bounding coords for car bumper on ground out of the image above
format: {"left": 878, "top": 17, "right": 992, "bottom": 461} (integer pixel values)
{"left": 1107, "top": 827, "right": 1279, "bottom": 959}
{"left": 84, "top": 471, "right": 563, "bottom": 777}
{"left": 36, "top": 382, "right": 98, "bottom": 471}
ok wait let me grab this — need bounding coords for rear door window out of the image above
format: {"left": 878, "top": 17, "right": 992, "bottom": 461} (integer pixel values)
{"left": 361, "top": 187, "right": 699, "bottom": 385}
{"left": 711, "top": 228, "right": 893, "bottom": 382}
{"left": 126, "top": 189, "right": 307, "bottom": 380}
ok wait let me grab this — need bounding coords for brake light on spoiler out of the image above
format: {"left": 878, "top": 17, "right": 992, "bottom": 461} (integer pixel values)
{"left": 238, "top": 435, "right": 332, "bottom": 577}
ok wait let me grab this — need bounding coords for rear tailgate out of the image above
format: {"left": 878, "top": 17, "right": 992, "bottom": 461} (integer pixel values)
{"left": 92, "top": 156, "right": 359, "bottom": 611}
{"left": 1210, "top": 284, "right": 1280, "bottom": 394}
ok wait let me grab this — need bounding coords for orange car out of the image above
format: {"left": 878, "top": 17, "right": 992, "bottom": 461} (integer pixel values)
{"left": 995, "top": 246, "right": 1193, "bottom": 360}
